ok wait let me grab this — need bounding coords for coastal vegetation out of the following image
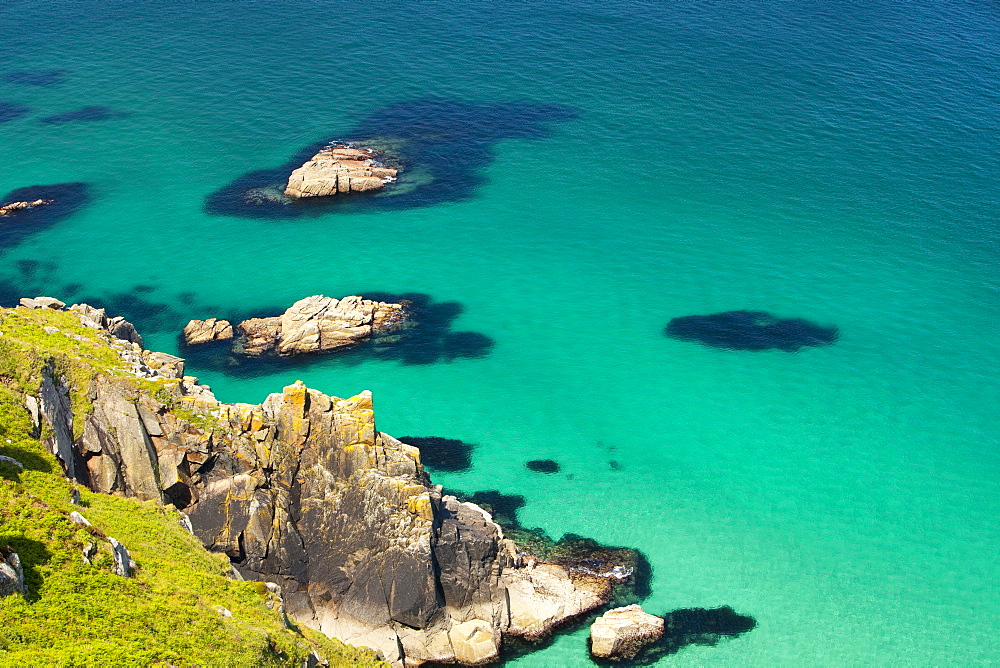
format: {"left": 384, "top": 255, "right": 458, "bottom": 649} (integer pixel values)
{"left": 0, "top": 305, "right": 386, "bottom": 666}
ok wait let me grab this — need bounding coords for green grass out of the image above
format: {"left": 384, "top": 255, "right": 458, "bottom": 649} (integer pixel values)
{"left": 0, "top": 307, "right": 387, "bottom": 667}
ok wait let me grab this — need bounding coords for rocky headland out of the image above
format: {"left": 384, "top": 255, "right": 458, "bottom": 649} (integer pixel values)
{"left": 8, "top": 297, "right": 637, "bottom": 665}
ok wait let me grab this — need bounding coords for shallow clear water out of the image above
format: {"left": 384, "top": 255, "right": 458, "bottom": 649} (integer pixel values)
{"left": 2, "top": 1, "right": 998, "bottom": 664}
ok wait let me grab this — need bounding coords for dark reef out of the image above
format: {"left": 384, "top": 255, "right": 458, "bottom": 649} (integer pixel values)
{"left": 0, "top": 183, "right": 90, "bottom": 253}
{"left": 2, "top": 69, "right": 67, "bottom": 87}
{"left": 0, "top": 102, "right": 31, "bottom": 124}
{"left": 397, "top": 436, "right": 475, "bottom": 472}
{"left": 205, "top": 97, "right": 578, "bottom": 217}
{"left": 665, "top": 310, "right": 838, "bottom": 352}
{"left": 526, "top": 459, "right": 560, "bottom": 474}
{"left": 39, "top": 106, "right": 129, "bottom": 125}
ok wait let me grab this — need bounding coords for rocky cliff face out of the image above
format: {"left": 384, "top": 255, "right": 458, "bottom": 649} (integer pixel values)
{"left": 17, "top": 299, "right": 629, "bottom": 666}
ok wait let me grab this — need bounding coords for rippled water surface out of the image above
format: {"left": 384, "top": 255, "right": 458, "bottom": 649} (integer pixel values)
{"left": 2, "top": 1, "right": 998, "bottom": 664}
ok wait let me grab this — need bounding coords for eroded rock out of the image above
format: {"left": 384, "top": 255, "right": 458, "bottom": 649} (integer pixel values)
{"left": 0, "top": 549, "right": 25, "bottom": 596}
{"left": 284, "top": 145, "right": 398, "bottom": 199}
{"left": 590, "top": 604, "right": 664, "bottom": 661}
{"left": 0, "top": 199, "right": 54, "bottom": 217}
{"left": 14, "top": 299, "right": 637, "bottom": 666}
{"left": 183, "top": 318, "right": 234, "bottom": 345}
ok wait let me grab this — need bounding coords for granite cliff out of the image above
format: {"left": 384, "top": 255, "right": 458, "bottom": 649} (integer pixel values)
{"left": 8, "top": 299, "right": 633, "bottom": 665}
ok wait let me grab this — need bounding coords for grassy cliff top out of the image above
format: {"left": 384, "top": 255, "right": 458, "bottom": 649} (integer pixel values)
{"left": 0, "top": 305, "right": 387, "bottom": 667}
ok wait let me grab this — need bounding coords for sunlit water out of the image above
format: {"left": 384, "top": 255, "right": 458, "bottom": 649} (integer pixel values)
{"left": 2, "top": 2, "right": 998, "bottom": 664}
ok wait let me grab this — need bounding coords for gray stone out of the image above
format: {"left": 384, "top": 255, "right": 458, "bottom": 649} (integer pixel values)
{"left": 69, "top": 511, "right": 92, "bottom": 526}
{"left": 108, "top": 538, "right": 134, "bottom": 577}
{"left": 0, "top": 550, "right": 25, "bottom": 596}
{"left": 19, "top": 296, "right": 65, "bottom": 310}
{"left": 0, "top": 455, "right": 24, "bottom": 471}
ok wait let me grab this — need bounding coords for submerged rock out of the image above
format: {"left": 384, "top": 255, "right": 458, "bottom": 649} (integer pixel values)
{"left": 284, "top": 145, "right": 399, "bottom": 198}
{"left": 526, "top": 459, "right": 559, "bottom": 474}
{"left": 590, "top": 604, "right": 664, "bottom": 660}
{"left": 665, "top": 310, "right": 838, "bottom": 352}
{"left": 0, "top": 199, "right": 54, "bottom": 217}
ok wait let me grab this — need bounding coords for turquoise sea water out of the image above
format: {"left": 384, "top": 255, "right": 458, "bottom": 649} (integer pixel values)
{"left": 2, "top": 1, "right": 998, "bottom": 664}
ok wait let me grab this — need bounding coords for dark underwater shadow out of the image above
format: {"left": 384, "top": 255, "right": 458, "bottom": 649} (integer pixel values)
{"left": 0, "top": 183, "right": 90, "bottom": 253}
{"left": 665, "top": 310, "right": 838, "bottom": 352}
{"left": 397, "top": 436, "right": 475, "bottom": 472}
{"left": 204, "top": 97, "right": 579, "bottom": 218}
{"left": 2, "top": 69, "right": 67, "bottom": 87}
{"left": 0, "top": 101, "right": 31, "bottom": 123}
{"left": 591, "top": 606, "right": 757, "bottom": 666}
{"left": 39, "top": 105, "right": 129, "bottom": 125}
{"left": 447, "top": 488, "right": 653, "bottom": 603}
{"left": 181, "top": 292, "right": 495, "bottom": 378}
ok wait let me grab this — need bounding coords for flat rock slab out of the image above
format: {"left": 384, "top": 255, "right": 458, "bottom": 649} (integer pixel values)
{"left": 284, "top": 145, "right": 398, "bottom": 198}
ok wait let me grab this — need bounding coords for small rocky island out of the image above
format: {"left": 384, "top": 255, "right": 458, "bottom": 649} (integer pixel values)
{"left": 0, "top": 198, "right": 54, "bottom": 217}
{"left": 10, "top": 297, "right": 639, "bottom": 666}
{"left": 184, "top": 294, "right": 408, "bottom": 356}
{"left": 284, "top": 145, "right": 399, "bottom": 198}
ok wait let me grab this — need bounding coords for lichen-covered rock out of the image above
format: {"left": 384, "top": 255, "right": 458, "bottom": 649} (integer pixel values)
{"left": 589, "top": 604, "right": 664, "bottom": 661}
{"left": 16, "top": 299, "right": 636, "bottom": 666}
{"left": 284, "top": 145, "right": 398, "bottom": 199}
{"left": 182, "top": 318, "right": 234, "bottom": 345}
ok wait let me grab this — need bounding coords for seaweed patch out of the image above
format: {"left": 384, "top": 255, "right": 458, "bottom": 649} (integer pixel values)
{"left": 665, "top": 310, "right": 838, "bottom": 352}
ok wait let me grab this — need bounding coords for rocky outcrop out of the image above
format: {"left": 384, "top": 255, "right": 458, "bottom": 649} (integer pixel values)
{"left": 19, "top": 296, "right": 65, "bottom": 309}
{"left": 15, "top": 300, "right": 635, "bottom": 666}
{"left": 590, "top": 604, "right": 664, "bottom": 661}
{"left": 182, "top": 318, "right": 234, "bottom": 345}
{"left": 284, "top": 145, "right": 398, "bottom": 199}
{"left": 186, "top": 295, "right": 409, "bottom": 357}
{"left": 0, "top": 198, "right": 54, "bottom": 216}
{"left": 0, "top": 548, "right": 25, "bottom": 597}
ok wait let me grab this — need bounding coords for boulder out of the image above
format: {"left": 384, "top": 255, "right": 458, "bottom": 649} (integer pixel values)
{"left": 589, "top": 604, "right": 664, "bottom": 661}
{"left": 108, "top": 538, "right": 134, "bottom": 577}
{"left": 235, "top": 316, "right": 282, "bottom": 355}
{"left": 448, "top": 619, "right": 499, "bottom": 665}
{"left": 142, "top": 351, "right": 185, "bottom": 379}
{"left": 107, "top": 316, "right": 143, "bottom": 347}
{"left": 18, "top": 296, "right": 65, "bottom": 309}
{"left": 284, "top": 145, "right": 398, "bottom": 199}
{"left": 0, "top": 549, "right": 25, "bottom": 596}
{"left": 182, "top": 318, "right": 234, "bottom": 345}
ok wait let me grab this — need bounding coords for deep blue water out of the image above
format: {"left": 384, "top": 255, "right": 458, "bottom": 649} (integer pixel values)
{"left": 2, "top": 1, "right": 998, "bottom": 664}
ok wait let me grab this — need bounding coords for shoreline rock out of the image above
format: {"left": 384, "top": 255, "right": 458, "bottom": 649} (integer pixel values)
{"left": 285, "top": 145, "right": 399, "bottom": 199}
{"left": 589, "top": 604, "right": 664, "bottom": 661}
{"left": 182, "top": 318, "right": 233, "bottom": 345}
